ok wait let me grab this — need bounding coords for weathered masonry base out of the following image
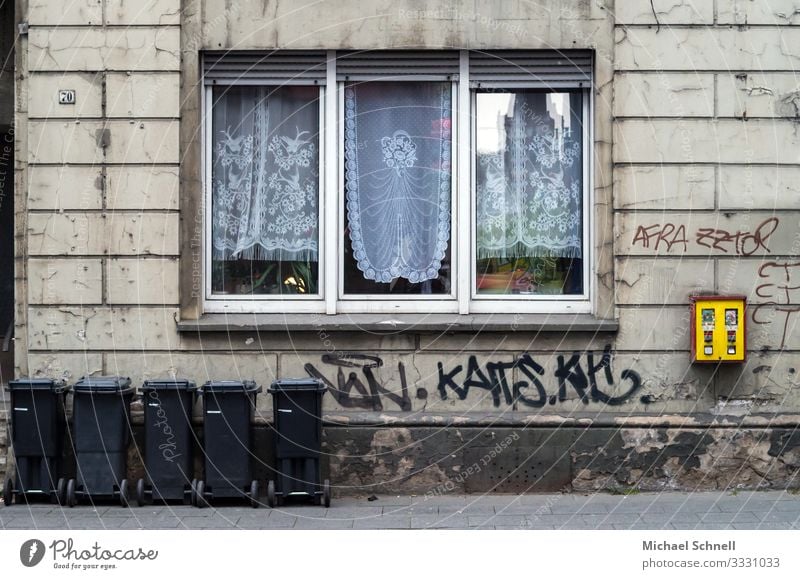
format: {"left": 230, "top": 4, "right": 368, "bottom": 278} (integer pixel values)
{"left": 7, "top": 402, "right": 800, "bottom": 496}
{"left": 40, "top": 420, "right": 800, "bottom": 496}
{"left": 324, "top": 425, "right": 800, "bottom": 494}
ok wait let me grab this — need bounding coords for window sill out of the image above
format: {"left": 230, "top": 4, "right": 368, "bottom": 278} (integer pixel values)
{"left": 176, "top": 313, "right": 618, "bottom": 333}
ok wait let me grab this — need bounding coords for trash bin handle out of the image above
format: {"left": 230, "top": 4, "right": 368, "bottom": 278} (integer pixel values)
{"left": 244, "top": 383, "right": 262, "bottom": 394}
{"left": 268, "top": 383, "right": 327, "bottom": 393}
{"left": 140, "top": 381, "right": 199, "bottom": 392}
{"left": 4, "top": 382, "right": 71, "bottom": 393}
{"left": 198, "top": 382, "right": 261, "bottom": 395}
{"left": 75, "top": 384, "right": 136, "bottom": 395}
{"left": 53, "top": 383, "right": 72, "bottom": 394}
{"left": 185, "top": 382, "right": 200, "bottom": 403}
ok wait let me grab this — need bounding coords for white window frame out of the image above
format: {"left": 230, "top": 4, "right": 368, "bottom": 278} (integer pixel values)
{"left": 468, "top": 87, "right": 593, "bottom": 315}
{"left": 335, "top": 80, "right": 460, "bottom": 315}
{"left": 201, "top": 50, "right": 593, "bottom": 316}
{"left": 203, "top": 83, "right": 328, "bottom": 314}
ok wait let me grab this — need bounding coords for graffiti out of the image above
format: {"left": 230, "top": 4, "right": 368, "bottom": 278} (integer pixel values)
{"left": 438, "top": 346, "right": 644, "bottom": 408}
{"left": 436, "top": 356, "right": 517, "bottom": 407}
{"left": 632, "top": 218, "right": 779, "bottom": 256}
{"left": 146, "top": 390, "right": 183, "bottom": 463}
{"left": 753, "top": 261, "right": 800, "bottom": 349}
{"left": 305, "top": 353, "right": 412, "bottom": 411}
{"left": 305, "top": 346, "right": 645, "bottom": 411}
{"left": 696, "top": 218, "right": 779, "bottom": 255}
{"left": 631, "top": 223, "right": 689, "bottom": 252}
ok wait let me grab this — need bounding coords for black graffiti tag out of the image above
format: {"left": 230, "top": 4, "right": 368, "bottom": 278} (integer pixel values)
{"left": 514, "top": 354, "right": 547, "bottom": 407}
{"left": 436, "top": 357, "right": 517, "bottom": 407}
{"left": 305, "top": 353, "right": 412, "bottom": 411}
{"left": 307, "top": 347, "right": 645, "bottom": 411}
{"left": 438, "top": 346, "right": 644, "bottom": 408}
{"left": 553, "top": 345, "right": 643, "bottom": 406}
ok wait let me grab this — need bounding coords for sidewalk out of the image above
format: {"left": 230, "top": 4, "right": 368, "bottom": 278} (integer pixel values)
{"left": 2, "top": 490, "right": 799, "bottom": 530}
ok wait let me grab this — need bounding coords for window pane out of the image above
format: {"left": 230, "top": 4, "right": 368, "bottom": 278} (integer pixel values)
{"left": 475, "top": 91, "right": 583, "bottom": 296}
{"left": 211, "top": 85, "right": 320, "bottom": 296}
{"left": 343, "top": 81, "right": 452, "bottom": 295}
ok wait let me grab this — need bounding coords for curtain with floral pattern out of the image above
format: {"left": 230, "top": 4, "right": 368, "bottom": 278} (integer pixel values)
{"left": 211, "top": 86, "right": 319, "bottom": 261}
{"left": 344, "top": 82, "right": 452, "bottom": 284}
{"left": 476, "top": 92, "right": 583, "bottom": 260}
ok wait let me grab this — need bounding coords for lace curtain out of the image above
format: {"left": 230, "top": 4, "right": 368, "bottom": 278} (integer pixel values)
{"left": 212, "top": 86, "right": 319, "bottom": 261}
{"left": 477, "top": 92, "right": 582, "bottom": 260}
{"left": 344, "top": 82, "right": 452, "bottom": 284}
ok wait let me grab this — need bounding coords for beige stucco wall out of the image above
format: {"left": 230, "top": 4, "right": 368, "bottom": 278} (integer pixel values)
{"left": 613, "top": 0, "right": 800, "bottom": 421}
{"left": 11, "top": 0, "right": 800, "bottom": 432}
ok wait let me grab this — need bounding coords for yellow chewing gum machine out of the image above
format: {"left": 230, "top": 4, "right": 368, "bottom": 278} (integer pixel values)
{"left": 689, "top": 295, "right": 746, "bottom": 363}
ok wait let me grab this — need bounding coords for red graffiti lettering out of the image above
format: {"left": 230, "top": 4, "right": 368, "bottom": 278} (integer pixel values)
{"left": 633, "top": 218, "right": 779, "bottom": 256}
{"left": 631, "top": 223, "right": 688, "bottom": 252}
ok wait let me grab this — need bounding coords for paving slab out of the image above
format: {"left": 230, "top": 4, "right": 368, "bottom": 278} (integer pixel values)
{"left": 382, "top": 504, "right": 439, "bottom": 515}
{"left": 352, "top": 516, "right": 411, "bottom": 529}
{"left": 700, "top": 511, "right": 760, "bottom": 523}
{"left": 410, "top": 514, "right": 471, "bottom": 529}
{"left": 436, "top": 503, "right": 497, "bottom": 515}
{"left": 294, "top": 517, "right": 353, "bottom": 529}
{"left": 468, "top": 514, "right": 528, "bottom": 528}
{"left": 757, "top": 510, "right": 800, "bottom": 523}
{"left": 640, "top": 512, "right": 702, "bottom": 524}
{"left": 324, "top": 507, "right": 383, "bottom": 520}
{"left": 551, "top": 502, "right": 610, "bottom": 515}
{"left": 271, "top": 506, "right": 330, "bottom": 517}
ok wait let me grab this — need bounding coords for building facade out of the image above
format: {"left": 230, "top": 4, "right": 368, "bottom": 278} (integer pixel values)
{"left": 2, "top": 0, "right": 800, "bottom": 493}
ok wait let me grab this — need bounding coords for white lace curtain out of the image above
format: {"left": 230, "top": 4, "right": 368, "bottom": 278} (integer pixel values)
{"left": 344, "top": 82, "right": 452, "bottom": 284}
{"left": 212, "top": 86, "right": 319, "bottom": 261}
{"left": 477, "top": 92, "right": 582, "bottom": 260}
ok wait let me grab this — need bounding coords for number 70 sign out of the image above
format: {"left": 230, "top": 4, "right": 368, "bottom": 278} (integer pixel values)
{"left": 58, "top": 90, "right": 76, "bottom": 105}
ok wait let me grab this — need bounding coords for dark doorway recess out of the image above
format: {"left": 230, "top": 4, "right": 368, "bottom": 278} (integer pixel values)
{"left": 1, "top": 0, "right": 15, "bottom": 384}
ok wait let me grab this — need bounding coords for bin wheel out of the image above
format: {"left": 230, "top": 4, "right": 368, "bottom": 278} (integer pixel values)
{"left": 190, "top": 479, "right": 198, "bottom": 507}
{"left": 2, "top": 478, "right": 13, "bottom": 506}
{"left": 119, "top": 479, "right": 129, "bottom": 508}
{"left": 249, "top": 480, "right": 260, "bottom": 509}
{"left": 267, "top": 480, "right": 275, "bottom": 508}
{"left": 54, "top": 478, "right": 66, "bottom": 506}
{"left": 323, "top": 479, "right": 331, "bottom": 508}
{"left": 136, "top": 479, "right": 146, "bottom": 507}
{"left": 183, "top": 483, "right": 193, "bottom": 506}
{"left": 66, "top": 479, "right": 77, "bottom": 508}
{"left": 195, "top": 480, "right": 208, "bottom": 508}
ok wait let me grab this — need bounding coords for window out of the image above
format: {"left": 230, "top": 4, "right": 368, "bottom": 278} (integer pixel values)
{"left": 475, "top": 90, "right": 584, "bottom": 296}
{"left": 342, "top": 81, "right": 452, "bottom": 296}
{"left": 203, "top": 50, "right": 592, "bottom": 314}
{"left": 210, "top": 85, "right": 321, "bottom": 297}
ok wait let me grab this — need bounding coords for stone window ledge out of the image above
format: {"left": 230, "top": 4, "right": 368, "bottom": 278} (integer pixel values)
{"left": 176, "top": 313, "right": 618, "bottom": 333}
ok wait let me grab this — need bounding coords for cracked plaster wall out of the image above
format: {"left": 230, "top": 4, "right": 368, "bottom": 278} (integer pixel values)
{"left": 613, "top": 0, "right": 800, "bottom": 432}
{"left": 5, "top": 0, "right": 800, "bottom": 491}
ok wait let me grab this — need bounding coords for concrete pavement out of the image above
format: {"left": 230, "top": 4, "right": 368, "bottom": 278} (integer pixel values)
{"left": 2, "top": 490, "right": 800, "bottom": 530}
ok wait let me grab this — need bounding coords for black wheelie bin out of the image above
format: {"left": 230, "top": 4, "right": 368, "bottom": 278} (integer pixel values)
{"left": 135, "top": 379, "right": 198, "bottom": 506}
{"left": 193, "top": 380, "right": 261, "bottom": 508}
{"left": 3, "top": 379, "right": 70, "bottom": 505}
{"left": 267, "top": 378, "right": 329, "bottom": 508}
{"left": 65, "top": 376, "right": 135, "bottom": 507}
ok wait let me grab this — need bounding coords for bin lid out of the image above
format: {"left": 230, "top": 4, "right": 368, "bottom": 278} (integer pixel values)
{"left": 6, "top": 378, "right": 69, "bottom": 393}
{"left": 202, "top": 380, "right": 261, "bottom": 394}
{"left": 141, "top": 379, "right": 197, "bottom": 392}
{"left": 269, "top": 378, "right": 326, "bottom": 393}
{"left": 74, "top": 375, "right": 134, "bottom": 394}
